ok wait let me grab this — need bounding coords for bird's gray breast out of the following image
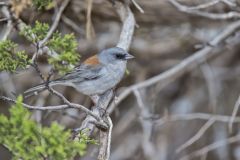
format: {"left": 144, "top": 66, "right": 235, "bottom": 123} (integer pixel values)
{"left": 76, "top": 61, "right": 126, "bottom": 95}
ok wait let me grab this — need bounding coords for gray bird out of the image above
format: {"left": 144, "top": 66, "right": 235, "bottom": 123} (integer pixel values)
{"left": 24, "top": 47, "right": 134, "bottom": 97}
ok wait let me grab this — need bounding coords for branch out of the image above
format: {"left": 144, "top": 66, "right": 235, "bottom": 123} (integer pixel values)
{"left": 134, "top": 89, "right": 156, "bottom": 159}
{"left": 154, "top": 113, "right": 240, "bottom": 126}
{"left": 176, "top": 118, "right": 215, "bottom": 153}
{"left": 0, "top": 6, "right": 12, "bottom": 40}
{"left": 0, "top": 95, "right": 100, "bottom": 120}
{"left": 169, "top": 0, "right": 240, "bottom": 20}
{"left": 115, "top": 1, "right": 135, "bottom": 51}
{"left": 38, "top": 0, "right": 70, "bottom": 47}
{"left": 180, "top": 134, "right": 240, "bottom": 160}
{"left": 108, "top": 19, "right": 240, "bottom": 113}
{"left": 98, "top": 115, "right": 113, "bottom": 160}
{"left": 229, "top": 94, "right": 240, "bottom": 132}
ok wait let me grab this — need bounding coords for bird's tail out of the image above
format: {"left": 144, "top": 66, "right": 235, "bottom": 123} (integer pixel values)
{"left": 23, "top": 81, "right": 67, "bottom": 98}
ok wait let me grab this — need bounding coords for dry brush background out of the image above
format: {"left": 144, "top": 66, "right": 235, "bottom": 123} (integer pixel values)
{"left": 1, "top": 0, "right": 240, "bottom": 160}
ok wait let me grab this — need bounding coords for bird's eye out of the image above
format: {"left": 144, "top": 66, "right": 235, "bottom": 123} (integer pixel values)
{"left": 115, "top": 53, "right": 125, "bottom": 59}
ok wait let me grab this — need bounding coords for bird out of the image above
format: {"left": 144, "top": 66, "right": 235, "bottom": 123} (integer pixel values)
{"left": 24, "top": 47, "right": 134, "bottom": 98}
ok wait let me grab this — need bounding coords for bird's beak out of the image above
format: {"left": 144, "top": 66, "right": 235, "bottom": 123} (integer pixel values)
{"left": 125, "top": 53, "right": 134, "bottom": 60}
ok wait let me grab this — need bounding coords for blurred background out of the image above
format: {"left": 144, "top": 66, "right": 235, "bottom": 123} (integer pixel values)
{"left": 1, "top": 0, "right": 240, "bottom": 159}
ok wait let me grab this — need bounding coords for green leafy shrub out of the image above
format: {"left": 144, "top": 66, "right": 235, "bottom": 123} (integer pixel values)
{"left": 21, "top": 21, "right": 80, "bottom": 74}
{"left": 0, "top": 96, "right": 93, "bottom": 160}
{"left": 0, "top": 40, "right": 29, "bottom": 72}
{"left": 32, "top": 0, "right": 53, "bottom": 10}
{"left": 48, "top": 33, "right": 80, "bottom": 74}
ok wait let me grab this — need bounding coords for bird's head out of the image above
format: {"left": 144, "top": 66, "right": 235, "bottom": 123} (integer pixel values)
{"left": 98, "top": 47, "right": 134, "bottom": 64}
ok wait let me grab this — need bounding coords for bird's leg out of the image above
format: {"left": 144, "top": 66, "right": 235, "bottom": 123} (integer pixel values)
{"left": 90, "top": 95, "right": 100, "bottom": 106}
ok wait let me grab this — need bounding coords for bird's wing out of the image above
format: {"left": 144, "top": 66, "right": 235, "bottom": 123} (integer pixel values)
{"left": 56, "top": 55, "right": 103, "bottom": 82}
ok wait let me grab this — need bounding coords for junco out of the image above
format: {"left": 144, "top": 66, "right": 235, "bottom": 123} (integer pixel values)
{"left": 24, "top": 47, "right": 134, "bottom": 97}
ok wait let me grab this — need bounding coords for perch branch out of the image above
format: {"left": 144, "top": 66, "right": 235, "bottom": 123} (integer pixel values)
{"left": 0, "top": 95, "right": 101, "bottom": 121}
{"left": 98, "top": 115, "right": 113, "bottom": 160}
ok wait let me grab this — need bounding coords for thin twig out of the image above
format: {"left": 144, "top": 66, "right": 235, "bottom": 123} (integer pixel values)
{"left": 229, "top": 94, "right": 240, "bottom": 132}
{"left": 180, "top": 0, "right": 220, "bottom": 10}
{"left": 154, "top": 113, "right": 240, "bottom": 125}
{"left": 39, "top": 0, "right": 70, "bottom": 47}
{"left": 134, "top": 89, "right": 155, "bottom": 159}
{"left": 169, "top": 0, "right": 240, "bottom": 20}
{"left": 0, "top": 95, "right": 101, "bottom": 120}
{"left": 131, "top": 0, "right": 144, "bottom": 13}
{"left": 61, "top": 14, "right": 85, "bottom": 35}
{"left": 86, "top": 0, "right": 95, "bottom": 40}
{"left": 108, "top": 19, "right": 240, "bottom": 113}
{"left": 180, "top": 134, "right": 240, "bottom": 160}
{"left": 176, "top": 118, "right": 216, "bottom": 153}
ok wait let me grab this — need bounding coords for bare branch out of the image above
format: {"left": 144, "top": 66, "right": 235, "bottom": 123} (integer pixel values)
{"left": 98, "top": 116, "right": 113, "bottom": 160}
{"left": 0, "top": 6, "right": 12, "bottom": 40}
{"left": 177, "top": 0, "right": 220, "bottom": 10}
{"left": 131, "top": 0, "right": 144, "bottom": 13}
{"left": 176, "top": 118, "right": 216, "bottom": 153}
{"left": 134, "top": 89, "right": 156, "bottom": 159}
{"left": 108, "top": 20, "right": 240, "bottom": 113}
{"left": 154, "top": 113, "right": 240, "bottom": 126}
{"left": 169, "top": 0, "right": 240, "bottom": 20}
{"left": 180, "top": 134, "right": 240, "bottom": 160}
{"left": 61, "top": 15, "right": 84, "bottom": 35}
{"left": 115, "top": 1, "right": 135, "bottom": 51}
{"left": 229, "top": 94, "right": 240, "bottom": 132}
{"left": 0, "top": 95, "right": 100, "bottom": 120}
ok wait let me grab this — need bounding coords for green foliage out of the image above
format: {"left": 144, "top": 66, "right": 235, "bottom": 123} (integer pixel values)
{"left": 0, "top": 96, "right": 93, "bottom": 160}
{"left": 21, "top": 21, "right": 80, "bottom": 74}
{"left": 48, "top": 33, "right": 80, "bottom": 74}
{"left": 32, "top": 0, "right": 53, "bottom": 10}
{"left": 20, "top": 21, "right": 49, "bottom": 43}
{"left": 0, "top": 40, "right": 29, "bottom": 72}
